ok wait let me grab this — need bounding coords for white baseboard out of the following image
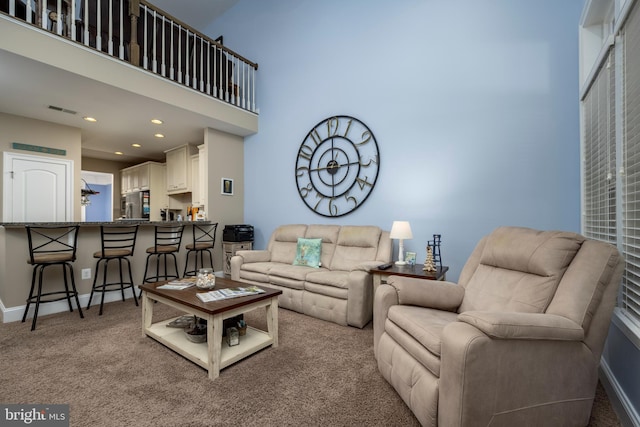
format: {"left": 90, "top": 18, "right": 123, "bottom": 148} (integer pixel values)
{"left": 600, "top": 358, "right": 640, "bottom": 427}
{"left": 1, "top": 287, "right": 140, "bottom": 323}
{"left": 1, "top": 270, "right": 225, "bottom": 323}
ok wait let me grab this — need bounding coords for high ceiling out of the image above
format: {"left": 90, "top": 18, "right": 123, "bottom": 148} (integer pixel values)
{"left": 0, "top": 0, "right": 241, "bottom": 164}
{"left": 149, "top": 0, "right": 239, "bottom": 35}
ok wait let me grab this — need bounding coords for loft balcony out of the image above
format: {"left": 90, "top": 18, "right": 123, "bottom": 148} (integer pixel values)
{"left": 0, "top": 0, "right": 258, "bottom": 161}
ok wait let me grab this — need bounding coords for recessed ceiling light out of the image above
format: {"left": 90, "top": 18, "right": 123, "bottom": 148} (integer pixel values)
{"left": 114, "top": 151, "right": 124, "bottom": 155}
{"left": 83, "top": 117, "right": 97, "bottom": 122}
{"left": 151, "top": 119, "right": 163, "bottom": 125}
{"left": 132, "top": 143, "right": 141, "bottom": 148}
{"left": 154, "top": 133, "right": 165, "bottom": 138}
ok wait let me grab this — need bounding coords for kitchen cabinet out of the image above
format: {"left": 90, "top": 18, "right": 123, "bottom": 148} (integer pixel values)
{"left": 120, "top": 162, "right": 152, "bottom": 194}
{"left": 120, "top": 162, "right": 167, "bottom": 220}
{"left": 197, "top": 143, "right": 207, "bottom": 210}
{"left": 191, "top": 154, "right": 201, "bottom": 206}
{"left": 165, "top": 144, "right": 197, "bottom": 194}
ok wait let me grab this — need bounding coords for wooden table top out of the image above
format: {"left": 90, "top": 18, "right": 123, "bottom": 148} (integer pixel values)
{"left": 370, "top": 264, "right": 449, "bottom": 280}
{"left": 139, "top": 277, "right": 282, "bottom": 315}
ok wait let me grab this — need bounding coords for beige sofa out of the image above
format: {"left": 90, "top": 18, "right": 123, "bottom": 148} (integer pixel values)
{"left": 374, "top": 226, "right": 624, "bottom": 426}
{"left": 231, "top": 224, "right": 392, "bottom": 328}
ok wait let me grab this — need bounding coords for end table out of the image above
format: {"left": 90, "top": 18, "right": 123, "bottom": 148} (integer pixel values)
{"left": 371, "top": 264, "right": 449, "bottom": 296}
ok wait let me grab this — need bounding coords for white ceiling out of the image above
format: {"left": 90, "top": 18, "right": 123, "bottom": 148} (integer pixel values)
{"left": 0, "top": 0, "right": 241, "bottom": 164}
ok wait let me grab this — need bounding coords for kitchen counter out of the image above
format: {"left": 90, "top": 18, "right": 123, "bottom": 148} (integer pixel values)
{"left": 0, "top": 220, "right": 220, "bottom": 320}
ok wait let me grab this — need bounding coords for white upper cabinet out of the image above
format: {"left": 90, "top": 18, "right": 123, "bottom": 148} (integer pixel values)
{"left": 165, "top": 144, "right": 197, "bottom": 194}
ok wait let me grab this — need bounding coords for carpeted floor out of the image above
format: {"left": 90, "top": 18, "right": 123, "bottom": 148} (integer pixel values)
{"left": 0, "top": 301, "right": 621, "bottom": 426}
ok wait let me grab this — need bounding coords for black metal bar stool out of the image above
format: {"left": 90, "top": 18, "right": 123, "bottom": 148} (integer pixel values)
{"left": 87, "top": 225, "right": 139, "bottom": 315}
{"left": 22, "top": 225, "right": 84, "bottom": 331}
{"left": 142, "top": 224, "right": 185, "bottom": 287}
{"left": 183, "top": 222, "right": 218, "bottom": 277}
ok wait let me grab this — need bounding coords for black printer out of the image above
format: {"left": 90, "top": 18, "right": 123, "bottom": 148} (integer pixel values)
{"left": 223, "top": 224, "right": 254, "bottom": 242}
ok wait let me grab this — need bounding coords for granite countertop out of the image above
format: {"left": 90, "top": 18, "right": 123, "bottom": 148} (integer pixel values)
{"left": 1, "top": 220, "right": 214, "bottom": 228}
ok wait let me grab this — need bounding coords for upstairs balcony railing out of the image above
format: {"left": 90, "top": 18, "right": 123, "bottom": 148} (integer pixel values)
{"left": 1, "top": 0, "right": 258, "bottom": 113}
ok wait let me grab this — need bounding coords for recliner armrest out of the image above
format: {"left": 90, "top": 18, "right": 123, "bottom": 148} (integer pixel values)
{"left": 386, "top": 276, "right": 464, "bottom": 311}
{"left": 234, "top": 249, "right": 271, "bottom": 263}
{"left": 457, "top": 311, "right": 584, "bottom": 341}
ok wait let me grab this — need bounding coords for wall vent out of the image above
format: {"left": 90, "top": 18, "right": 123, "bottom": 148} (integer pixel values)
{"left": 48, "top": 105, "right": 77, "bottom": 115}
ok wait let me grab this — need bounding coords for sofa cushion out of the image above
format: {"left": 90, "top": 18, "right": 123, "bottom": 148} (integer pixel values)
{"left": 238, "top": 261, "right": 278, "bottom": 283}
{"left": 479, "top": 227, "right": 584, "bottom": 277}
{"left": 293, "top": 238, "right": 322, "bottom": 268}
{"left": 385, "top": 306, "right": 458, "bottom": 377}
{"left": 459, "top": 227, "right": 584, "bottom": 314}
{"left": 330, "top": 226, "right": 381, "bottom": 271}
{"left": 269, "top": 225, "right": 308, "bottom": 264}
{"left": 269, "top": 264, "right": 327, "bottom": 290}
{"left": 305, "top": 281, "right": 349, "bottom": 299}
{"left": 305, "top": 270, "right": 350, "bottom": 289}
{"left": 305, "top": 224, "right": 340, "bottom": 268}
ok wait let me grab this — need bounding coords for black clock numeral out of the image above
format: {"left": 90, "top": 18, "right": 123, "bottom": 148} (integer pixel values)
{"left": 311, "top": 194, "right": 339, "bottom": 216}
{"left": 356, "top": 131, "right": 372, "bottom": 146}
{"left": 328, "top": 197, "right": 339, "bottom": 216}
{"left": 356, "top": 176, "right": 373, "bottom": 190}
{"left": 345, "top": 191, "right": 358, "bottom": 207}
{"left": 309, "top": 128, "right": 322, "bottom": 146}
{"left": 327, "top": 117, "right": 340, "bottom": 137}
{"left": 360, "top": 155, "right": 378, "bottom": 167}
{"left": 298, "top": 144, "right": 314, "bottom": 161}
{"left": 343, "top": 119, "right": 352, "bottom": 138}
{"left": 299, "top": 183, "right": 314, "bottom": 198}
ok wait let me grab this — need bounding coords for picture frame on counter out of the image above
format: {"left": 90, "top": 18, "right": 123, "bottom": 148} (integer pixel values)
{"left": 221, "top": 178, "right": 234, "bottom": 196}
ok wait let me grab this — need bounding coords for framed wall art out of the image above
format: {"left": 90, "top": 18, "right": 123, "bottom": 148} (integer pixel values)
{"left": 221, "top": 178, "right": 234, "bottom": 195}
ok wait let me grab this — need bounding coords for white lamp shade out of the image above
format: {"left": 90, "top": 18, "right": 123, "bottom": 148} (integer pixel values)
{"left": 390, "top": 221, "right": 413, "bottom": 240}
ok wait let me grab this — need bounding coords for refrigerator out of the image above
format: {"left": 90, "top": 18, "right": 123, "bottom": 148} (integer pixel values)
{"left": 122, "top": 190, "right": 150, "bottom": 220}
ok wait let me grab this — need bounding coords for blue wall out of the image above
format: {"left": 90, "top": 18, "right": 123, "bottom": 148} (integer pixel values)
{"left": 208, "top": 0, "right": 584, "bottom": 281}
{"left": 85, "top": 183, "right": 112, "bottom": 222}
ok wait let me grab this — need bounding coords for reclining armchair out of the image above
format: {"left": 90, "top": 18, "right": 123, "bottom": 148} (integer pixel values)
{"left": 374, "top": 226, "right": 623, "bottom": 426}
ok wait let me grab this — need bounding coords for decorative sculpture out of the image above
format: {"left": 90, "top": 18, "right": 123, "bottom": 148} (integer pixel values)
{"left": 423, "top": 246, "right": 436, "bottom": 272}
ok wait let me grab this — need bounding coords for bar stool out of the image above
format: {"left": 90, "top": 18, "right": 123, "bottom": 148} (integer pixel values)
{"left": 22, "top": 225, "right": 84, "bottom": 331}
{"left": 87, "top": 225, "right": 139, "bottom": 315}
{"left": 183, "top": 222, "right": 218, "bottom": 277}
{"left": 142, "top": 224, "right": 185, "bottom": 286}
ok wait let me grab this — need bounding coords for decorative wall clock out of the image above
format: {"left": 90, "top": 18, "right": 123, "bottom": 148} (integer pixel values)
{"left": 295, "top": 115, "right": 380, "bottom": 217}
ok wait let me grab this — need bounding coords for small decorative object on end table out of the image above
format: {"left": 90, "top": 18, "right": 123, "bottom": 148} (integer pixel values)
{"left": 423, "top": 246, "right": 436, "bottom": 272}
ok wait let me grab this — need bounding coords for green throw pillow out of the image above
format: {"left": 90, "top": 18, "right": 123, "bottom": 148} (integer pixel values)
{"left": 293, "top": 238, "right": 322, "bottom": 268}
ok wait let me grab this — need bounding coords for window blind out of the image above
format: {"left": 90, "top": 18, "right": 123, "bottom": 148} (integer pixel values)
{"left": 621, "top": 3, "right": 640, "bottom": 325}
{"left": 583, "top": 49, "right": 616, "bottom": 245}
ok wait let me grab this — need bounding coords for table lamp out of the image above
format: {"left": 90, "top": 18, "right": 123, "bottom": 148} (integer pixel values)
{"left": 390, "top": 221, "right": 413, "bottom": 265}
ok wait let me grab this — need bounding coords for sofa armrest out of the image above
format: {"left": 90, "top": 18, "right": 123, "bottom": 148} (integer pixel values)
{"left": 353, "top": 260, "right": 384, "bottom": 272}
{"left": 439, "top": 321, "right": 596, "bottom": 426}
{"left": 230, "top": 250, "right": 271, "bottom": 280}
{"left": 386, "top": 276, "right": 464, "bottom": 311}
{"left": 457, "top": 311, "right": 584, "bottom": 341}
{"left": 235, "top": 249, "right": 271, "bottom": 263}
{"left": 373, "top": 283, "right": 400, "bottom": 357}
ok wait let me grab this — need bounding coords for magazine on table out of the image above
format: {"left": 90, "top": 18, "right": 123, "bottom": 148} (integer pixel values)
{"left": 196, "top": 286, "right": 265, "bottom": 303}
{"left": 157, "top": 278, "right": 197, "bottom": 290}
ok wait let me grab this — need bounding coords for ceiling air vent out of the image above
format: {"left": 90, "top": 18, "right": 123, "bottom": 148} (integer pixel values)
{"left": 48, "top": 105, "right": 78, "bottom": 115}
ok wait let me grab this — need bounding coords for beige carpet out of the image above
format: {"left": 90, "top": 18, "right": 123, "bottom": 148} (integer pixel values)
{"left": 0, "top": 301, "right": 621, "bottom": 426}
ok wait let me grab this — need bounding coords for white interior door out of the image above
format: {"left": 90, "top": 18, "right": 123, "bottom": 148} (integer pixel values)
{"left": 3, "top": 152, "right": 73, "bottom": 222}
